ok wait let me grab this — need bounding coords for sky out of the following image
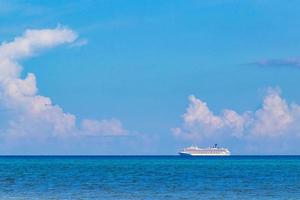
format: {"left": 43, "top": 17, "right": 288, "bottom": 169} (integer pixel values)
{"left": 1, "top": 0, "right": 300, "bottom": 155}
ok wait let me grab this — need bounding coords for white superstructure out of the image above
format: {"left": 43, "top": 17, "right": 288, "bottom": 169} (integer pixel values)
{"left": 179, "top": 144, "right": 230, "bottom": 156}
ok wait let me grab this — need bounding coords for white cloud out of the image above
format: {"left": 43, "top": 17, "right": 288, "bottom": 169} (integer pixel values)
{"left": 251, "top": 89, "right": 295, "bottom": 137}
{"left": 173, "top": 88, "right": 300, "bottom": 142}
{"left": 183, "top": 95, "right": 224, "bottom": 132}
{"left": 0, "top": 27, "right": 77, "bottom": 63}
{"left": 0, "top": 27, "right": 129, "bottom": 141}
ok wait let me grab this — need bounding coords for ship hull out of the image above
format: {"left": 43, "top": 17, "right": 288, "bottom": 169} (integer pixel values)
{"left": 179, "top": 152, "right": 230, "bottom": 156}
{"left": 179, "top": 145, "right": 231, "bottom": 156}
{"left": 179, "top": 152, "right": 193, "bottom": 156}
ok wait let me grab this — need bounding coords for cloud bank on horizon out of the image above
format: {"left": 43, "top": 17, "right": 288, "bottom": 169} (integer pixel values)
{"left": 173, "top": 88, "right": 300, "bottom": 150}
{"left": 1, "top": 26, "right": 299, "bottom": 154}
{"left": 0, "top": 26, "right": 128, "bottom": 142}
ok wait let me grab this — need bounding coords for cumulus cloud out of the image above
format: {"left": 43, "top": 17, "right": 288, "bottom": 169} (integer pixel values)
{"left": 251, "top": 89, "right": 296, "bottom": 137}
{"left": 0, "top": 27, "right": 129, "bottom": 140}
{"left": 173, "top": 88, "right": 300, "bottom": 142}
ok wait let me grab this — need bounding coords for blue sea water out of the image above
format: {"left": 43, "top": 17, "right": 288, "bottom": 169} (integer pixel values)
{"left": 0, "top": 156, "right": 299, "bottom": 199}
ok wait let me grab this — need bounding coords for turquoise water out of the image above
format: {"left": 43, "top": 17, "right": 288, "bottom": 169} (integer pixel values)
{"left": 0, "top": 156, "right": 300, "bottom": 199}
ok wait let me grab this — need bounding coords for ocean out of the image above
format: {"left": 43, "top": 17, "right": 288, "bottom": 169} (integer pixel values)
{"left": 0, "top": 156, "right": 299, "bottom": 199}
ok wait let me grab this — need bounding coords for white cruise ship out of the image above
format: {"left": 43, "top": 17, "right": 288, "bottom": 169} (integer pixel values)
{"left": 179, "top": 144, "right": 230, "bottom": 156}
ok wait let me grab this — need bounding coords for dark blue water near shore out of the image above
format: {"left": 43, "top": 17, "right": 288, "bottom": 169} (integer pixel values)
{"left": 0, "top": 156, "right": 300, "bottom": 199}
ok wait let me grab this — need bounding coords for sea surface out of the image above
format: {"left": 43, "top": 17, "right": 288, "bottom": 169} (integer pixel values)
{"left": 0, "top": 156, "right": 299, "bottom": 199}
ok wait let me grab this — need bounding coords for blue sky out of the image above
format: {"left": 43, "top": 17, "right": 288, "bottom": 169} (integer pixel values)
{"left": 1, "top": 0, "right": 300, "bottom": 154}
